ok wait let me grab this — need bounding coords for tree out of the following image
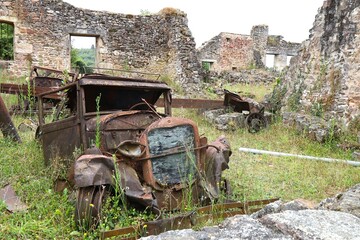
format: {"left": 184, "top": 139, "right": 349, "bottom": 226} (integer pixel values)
{"left": 0, "top": 23, "right": 14, "bottom": 60}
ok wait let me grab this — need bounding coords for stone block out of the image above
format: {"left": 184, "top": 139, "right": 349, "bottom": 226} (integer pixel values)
{"left": 214, "top": 112, "right": 246, "bottom": 130}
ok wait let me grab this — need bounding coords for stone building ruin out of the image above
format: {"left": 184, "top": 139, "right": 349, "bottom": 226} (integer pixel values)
{"left": 0, "top": 0, "right": 202, "bottom": 94}
{"left": 271, "top": 0, "right": 360, "bottom": 129}
{"left": 197, "top": 25, "right": 301, "bottom": 72}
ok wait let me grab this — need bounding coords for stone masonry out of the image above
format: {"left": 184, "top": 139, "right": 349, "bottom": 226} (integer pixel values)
{"left": 197, "top": 25, "right": 301, "bottom": 72}
{"left": 0, "top": 0, "right": 201, "bottom": 94}
{"left": 273, "top": 0, "right": 360, "bottom": 128}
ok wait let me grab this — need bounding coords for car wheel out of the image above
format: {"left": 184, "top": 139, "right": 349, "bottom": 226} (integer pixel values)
{"left": 75, "top": 185, "right": 109, "bottom": 230}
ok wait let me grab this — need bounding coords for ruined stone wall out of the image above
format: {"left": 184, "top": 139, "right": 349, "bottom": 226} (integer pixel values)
{"left": 276, "top": 0, "right": 360, "bottom": 127}
{"left": 266, "top": 35, "right": 301, "bottom": 56}
{"left": 250, "top": 25, "right": 268, "bottom": 68}
{"left": 197, "top": 33, "right": 253, "bottom": 72}
{"left": 218, "top": 33, "right": 253, "bottom": 71}
{"left": 0, "top": 0, "right": 201, "bottom": 92}
{"left": 197, "top": 25, "right": 301, "bottom": 72}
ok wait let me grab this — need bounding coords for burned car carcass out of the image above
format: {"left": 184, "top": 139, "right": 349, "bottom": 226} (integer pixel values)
{"left": 36, "top": 71, "right": 232, "bottom": 229}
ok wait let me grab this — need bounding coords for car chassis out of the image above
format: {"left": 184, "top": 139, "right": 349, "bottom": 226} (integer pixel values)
{"left": 36, "top": 70, "right": 233, "bottom": 232}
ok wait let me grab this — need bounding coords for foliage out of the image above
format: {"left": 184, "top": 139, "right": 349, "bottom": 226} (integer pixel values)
{"left": 174, "top": 108, "right": 360, "bottom": 202}
{"left": 160, "top": 74, "right": 184, "bottom": 94}
{"left": 348, "top": 115, "right": 360, "bottom": 133}
{"left": 202, "top": 62, "right": 211, "bottom": 72}
{"left": 140, "top": 9, "right": 152, "bottom": 16}
{"left": 0, "top": 120, "right": 74, "bottom": 239}
{"left": 222, "top": 81, "right": 276, "bottom": 102}
{"left": 288, "top": 82, "right": 304, "bottom": 111}
{"left": 70, "top": 48, "right": 95, "bottom": 74}
{"left": 77, "top": 48, "right": 96, "bottom": 67}
{"left": 0, "top": 22, "right": 14, "bottom": 60}
{"left": 158, "top": 7, "right": 185, "bottom": 16}
{"left": 1, "top": 80, "right": 360, "bottom": 238}
{"left": 311, "top": 102, "right": 324, "bottom": 118}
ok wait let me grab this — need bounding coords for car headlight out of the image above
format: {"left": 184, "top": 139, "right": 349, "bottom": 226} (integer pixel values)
{"left": 117, "top": 140, "right": 146, "bottom": 158}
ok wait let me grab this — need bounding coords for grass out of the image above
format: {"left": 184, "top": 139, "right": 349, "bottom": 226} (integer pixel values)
{"left": 174, "top": 107, "right": 359, "bottom": 203}
{"left": 1, "top": 82, "right": 360, "bottom": 239}
{"left": 222, "top": 82, "right": 275, "bottom": 102}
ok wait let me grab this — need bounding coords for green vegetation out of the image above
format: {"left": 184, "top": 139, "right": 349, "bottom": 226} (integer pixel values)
{"left": 1, "top": 80, "right": 359, "bottom": 239}
{"left": 0, "top": 22, "right": 14, "bottom": 60}
{"left": 140, "top": 9, "right": 152, "bottom": 16}
{"left": 222, "top": 82, "right": 275, "bottom": 102}
{"left": 71, "top": 48, "right": 95, "bottom": 73}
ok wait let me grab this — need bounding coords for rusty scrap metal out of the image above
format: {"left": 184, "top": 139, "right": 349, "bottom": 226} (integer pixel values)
{"left": 0, "top": 95, "right": 21, "bottom": 142}
{"left": 0, "top": 184, "right": 28, "bottom": 212}
{"left": 156, "top": 98, "right": 224, "bottom": 109}
{"left": 34, "top": 68, "right": 266, "bottom": 237}
{"left": 100, "top": 198, "right": 279, "bottom": 239}
{"left": 0, "top": 66, "right": 76, "bottom": 115}
{"left": 224, "top": 89, "right": 251, "bottom": 112}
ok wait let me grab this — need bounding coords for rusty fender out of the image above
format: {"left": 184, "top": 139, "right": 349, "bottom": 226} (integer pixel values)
{"left": 204, "top": 136, "right": 232, "bottom": 199}
{"left": 74, "top": 154, "right": 115, "bottom": 187}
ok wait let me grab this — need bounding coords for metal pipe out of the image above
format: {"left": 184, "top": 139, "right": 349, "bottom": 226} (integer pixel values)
{"left": 0, "top": 95, "right": 21, "bottom": 143}
{"left": 238, "top": 147, "right": 360, "bottom": 167}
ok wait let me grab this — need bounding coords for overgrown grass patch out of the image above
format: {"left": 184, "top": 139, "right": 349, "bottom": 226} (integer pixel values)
{"left": 0, "top": 90, "right": 359, "bottom": 238}
{"left": 0, "top": 120, "right": 75, "bottom": 239}
{"left": 174, "top": 108, "right": 359, "bottom": 202}
{"left": 222, "top": 82, "right": 275, "bottom": 102}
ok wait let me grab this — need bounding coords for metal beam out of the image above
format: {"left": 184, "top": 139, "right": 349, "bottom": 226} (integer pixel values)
{"left": 156, "top": 98, "right": 223, "bottom": 109}
{"left": 0, "top": 95, "right": 21, "bottom": 142}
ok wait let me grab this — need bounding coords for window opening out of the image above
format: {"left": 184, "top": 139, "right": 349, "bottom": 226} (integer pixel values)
{"left": 265, "top": 54, "right": 274, "bottom": 68}
{"left": 201, "top": 60, "right": 215, "bottom": 71}
{"left": 70, "top": 35, "right": 96, "bottom": 74}
{"left": 0, "top": 22, "right": 14, "bottom": 61}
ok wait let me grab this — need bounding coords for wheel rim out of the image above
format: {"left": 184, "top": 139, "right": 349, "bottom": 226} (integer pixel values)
{"left": 245, "top": 113, "right": 268, "bottom": 133}
{"left": 75, "top": 185, "right": 108, "bottom": 229}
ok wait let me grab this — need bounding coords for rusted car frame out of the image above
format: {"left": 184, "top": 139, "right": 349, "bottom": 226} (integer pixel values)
{"left": 36, "top": 71, "right": 234, "bottom": 235}
{"left": 0, "top": 66, "right": 76, "bottom": 114}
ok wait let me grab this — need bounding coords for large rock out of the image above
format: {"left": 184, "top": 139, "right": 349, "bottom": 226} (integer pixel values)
{"left": 261, "top": 210, "right": 360, "bottom": 240}
{"left": 141, "top": 184, "right": 360, "bottom": 239}
{"left": 282, "top": 112, "right": 341, "bottom": 143}
{"left": 141, "top": 209, "right": 360, "bottom": 240}
{"left": 142, "top": 215, "right": 291, "bottom": 240}
{"left": 317, "top": 183, "right": 360, "bottom": 218}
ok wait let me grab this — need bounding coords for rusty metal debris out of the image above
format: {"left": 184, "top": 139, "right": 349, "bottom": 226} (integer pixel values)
{"left": 34, "top": 69, "right": 236, "bottom": 233}
{"left": 0, "top": 95, "right": 21, "bottom": 142}
{"left": 224, "top": 89, "right": 268, "bottom": 133}
{"left": 0, "top": 184, "right": 28, "bottom": 212}
{"left": 0, "top": 66, "right": 75, "bottom": 114}
{"left": 158, "top": 89, "right": 268, "bottom": 133}
{"left": 0, "top": 65, "right": 271, "bottom": 237}
{"left": 100, "top": 198, "right": 279, "bottom": 239}
{"left": 156, "top": 98, "right": 224, "bottom": 109}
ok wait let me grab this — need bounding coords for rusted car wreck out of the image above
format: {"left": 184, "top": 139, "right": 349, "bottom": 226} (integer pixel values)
{"left": 36, "top": 70, "right": 233, "bottom": 231}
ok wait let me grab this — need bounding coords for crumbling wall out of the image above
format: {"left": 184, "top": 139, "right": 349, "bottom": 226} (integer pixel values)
{"left": 197, "top": 33, "right": 253, "bottom": 72}
{"left": 197, "top": 25, "right": 301, "bottom": 72}
{"left": 0, "top": 0, "right": 201, "bottom": 93}
{"left": 218, "top": 33, "right": 254, "bottom": 71}
{"left": 251, "top": 25, "right": 268, "bottom": 68}
{"left": 275, "top": 0, "right": 360, "bottom": 128}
